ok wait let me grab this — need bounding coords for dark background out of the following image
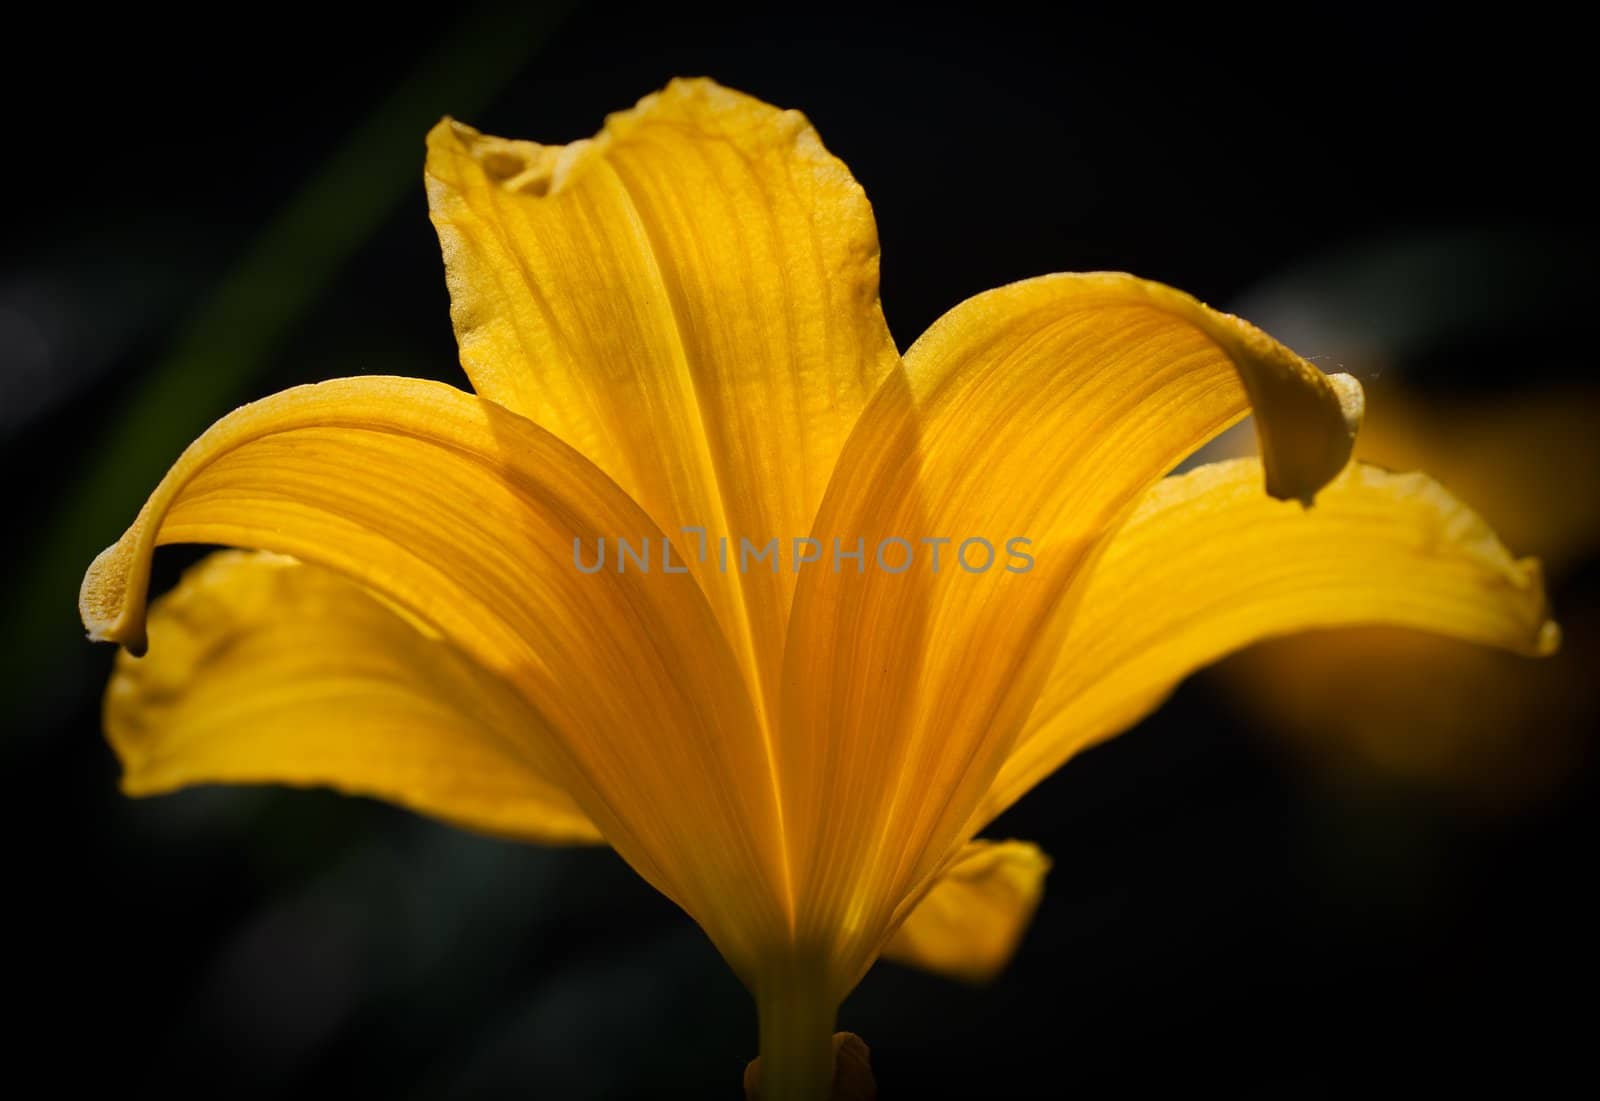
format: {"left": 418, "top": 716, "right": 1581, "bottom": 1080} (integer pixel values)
{"left": 4, "top": 3, "right": 1594, "bottom": 1095}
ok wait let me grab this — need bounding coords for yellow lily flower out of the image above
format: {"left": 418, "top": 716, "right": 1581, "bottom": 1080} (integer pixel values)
{"left": 79, "top": 79, "right": 1555, "bottom": 1098}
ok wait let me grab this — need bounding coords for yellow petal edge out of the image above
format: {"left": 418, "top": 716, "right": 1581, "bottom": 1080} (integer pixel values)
{"left": 425, "top": 77, "right": 898, "bottom": 727}
{"left": 780, "top": 271, "right": 1365, "bottom": 990}
{"left": 880, "top": 840, "right": 1050, "bottom": 983}
{"left": 977, "top": 458, "right": 1559, "bottom": 827}
{"left": 109, "top": 550, "right": 602, "bottom": 844}
{"left": 79, "top": 375, "right": 787, "bottom": 977}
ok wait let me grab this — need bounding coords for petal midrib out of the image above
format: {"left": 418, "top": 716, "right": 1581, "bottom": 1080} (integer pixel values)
{"left": 595, "top": 147, "right": 798, "bottom": 930}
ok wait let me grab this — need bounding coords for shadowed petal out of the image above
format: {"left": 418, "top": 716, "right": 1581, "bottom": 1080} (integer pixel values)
{"left": 974, "top": 459, "right": 1557, "bottom": 828}
{"left": 80, "top": 376, "right": 784, "bottom": 976}
{"left": 108, "top": 550, "right": 601, "bottom": 844}
{"left": 880, "top": 840, "right": 1049, "bottom": 984}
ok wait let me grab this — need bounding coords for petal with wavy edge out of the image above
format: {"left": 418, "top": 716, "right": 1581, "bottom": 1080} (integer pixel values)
{"left": 108, "top": 550, "right": 602, "bottom": 844}
{"left": 426, "top": 78, "right": 899, "bottom": 727}
{"left": 80, "top": 376, "right": 783, "bottom": 975}
{"left": 880, "top": 840, "right": 1049, "bottom": 984}
{"left": 781, "top": 273, "right": 1361, "bottom": 992}
{"left": 975, "top": 458, "right": 1558, "bottom": 828}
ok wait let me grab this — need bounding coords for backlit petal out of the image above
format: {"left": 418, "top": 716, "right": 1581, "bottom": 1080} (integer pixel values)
{"left": 780, "top": 274, "right": 1360, "bottom": 991}
{"left": 80, "top": 377, "right": 783, "bottom": 976}
{"left": 109, "top": 550, "right": 600, "bottom": 844}
{"left": 880, "top": 840, "right": 1049, "bottom": 984}
{"left": 1208, "top": 385, "right": 1600, "bottom": 807}
{"left": 426, "top": 78, "right": 898, "bottom": 725}
{"left": 976, "top": 458, "right": 1558, "bottom": 826}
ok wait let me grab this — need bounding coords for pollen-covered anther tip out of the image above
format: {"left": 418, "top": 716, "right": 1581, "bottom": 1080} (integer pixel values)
{"left": 743, "top": 1032, "right": 876, "bottom": 1100}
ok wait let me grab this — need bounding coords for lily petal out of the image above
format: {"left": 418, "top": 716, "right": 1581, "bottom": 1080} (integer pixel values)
{"left": 79, "top": 377, "right": 783, "bottom": 975}
{"left": 108, "top": 550, "right": 601, "bottom": 844}
{"left": 880, "top": 840, "right": 1049, "bottom": 984}
{"left": 781, "top": 274, "right": 1360, "bottom": 988}
{"left": 975, "top": 458, "right": 1558, "bottom": 826}
{"left": 426, "top": 78, "right": 898, "bottom": 723}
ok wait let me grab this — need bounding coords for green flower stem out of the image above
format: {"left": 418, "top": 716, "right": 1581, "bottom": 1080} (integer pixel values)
{"left": 752, "top": 976, "right": 838, "bottom": 1101}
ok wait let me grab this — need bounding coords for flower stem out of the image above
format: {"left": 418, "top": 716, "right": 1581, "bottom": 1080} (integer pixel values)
{"left": 752, "top": 979, "right": 838, "bottom": 1101}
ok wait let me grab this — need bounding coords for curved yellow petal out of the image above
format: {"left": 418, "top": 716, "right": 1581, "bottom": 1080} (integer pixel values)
{"left": 879, "top": 840, "right": 1049, "bottom": 984}
{"left": 780, "top": 273, "right": 1360, "bottom": 991}
{"left": 1207, "top": 384, "right": 1600, "bottom": 574}
{"left": 1210, "top": 385, "right": 1600, "bottom": 807}
{"left": 975, "top": 458, "right": 1558, "bottom": 827}
{"left": 109, "top": 550, "right": 601, "bottom": 845}
{"left": 80, "top": 376, "right": 783, "bottom": 977}
{"left": 426, "top": 78, "right": 898, "bottom": 724}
